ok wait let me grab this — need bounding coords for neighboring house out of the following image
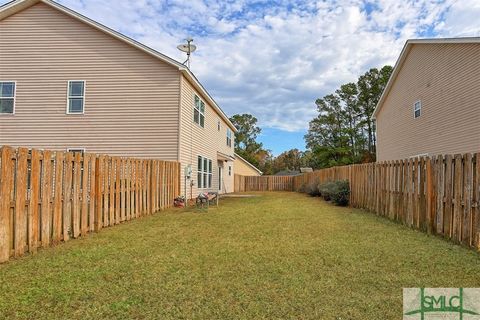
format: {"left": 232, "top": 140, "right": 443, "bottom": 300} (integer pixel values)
{"left": 374, "top": 38, "right": 480, "bottom": 161}
{"left": 300, "top": 167, "right": 313, "bottom": 173}
{"left": 0, "top": 0, "right": 237, "bottom": 199}
{"left": 234, "top": 153, "right": 262, "bottom": 176}
{"left": 275, "top": 170, "right": 301, "bottom": 176}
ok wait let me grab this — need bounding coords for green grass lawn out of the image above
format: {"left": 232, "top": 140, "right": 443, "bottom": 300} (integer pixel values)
{"left": 1, "top": 192, "right": 479, "bottom": 319}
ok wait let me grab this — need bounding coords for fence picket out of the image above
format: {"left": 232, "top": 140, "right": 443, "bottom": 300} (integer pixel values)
{"left": 29, "top": 149, "right": 42, "bottom": 251}
{"left": 0, "top": 147, "right": 14, "bottom": 262}
{"left": 14, "top": 148, "right": 28, "bottom": 256}
{"left": 0, "top": 146, "right": 180, "bottom": 263}
{"left": 41, "top": 150, "right": 53, "bottom": 248}
{"left": 453, "top": 154, "right": 463, "bottom": 243}
{"left": 72, "top": 152, "right": 81, "bottom": 238}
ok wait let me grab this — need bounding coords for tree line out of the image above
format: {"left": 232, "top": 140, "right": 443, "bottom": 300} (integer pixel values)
{"left": 230, "top": 65, "right": 393, "bottom": 175}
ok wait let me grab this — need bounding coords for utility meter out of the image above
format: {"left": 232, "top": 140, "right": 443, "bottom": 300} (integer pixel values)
{"left": 184, "top": 165, "right": 192, "bottom": 179}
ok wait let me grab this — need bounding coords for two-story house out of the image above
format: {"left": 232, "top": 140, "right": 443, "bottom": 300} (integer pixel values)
{"left": 0, "top": 0, "right": 237, "bottom": 198}
{"left": 373, "top": 38, "right": 480, "bottom": 161}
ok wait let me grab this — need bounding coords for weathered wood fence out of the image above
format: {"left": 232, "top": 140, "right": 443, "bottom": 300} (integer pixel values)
{"left": 235, "top": 152, "right": 480, "bottom": 249}
{"left": 0, "top": 146, "right": 181, "bottom": 263}
{"left": 234, "top": 174, "right": 294, "bottom": 192}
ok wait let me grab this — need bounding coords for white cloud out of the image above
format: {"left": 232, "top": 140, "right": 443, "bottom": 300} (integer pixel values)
{"left": 3, "top": 0, "right": 480, "bottom": 132}
{"left": 435, "top": 0, "right": 480, "bottom": 36}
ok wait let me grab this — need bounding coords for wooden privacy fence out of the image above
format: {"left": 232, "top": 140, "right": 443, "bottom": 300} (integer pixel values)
{"left": 235, "top": 152, "right": 480, "bottom": 249}
{"left": 292, "top": 153, "right": 480, "bottom": 249}
{"left": 234, "top": 174, "right": 294, "bottom": 192}
{"left": 0, "top": 146, "right": 181, "bottom": 263}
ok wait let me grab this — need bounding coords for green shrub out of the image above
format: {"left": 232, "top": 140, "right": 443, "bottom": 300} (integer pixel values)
{"left": 318, "top": 181, "right": 336, "bottom": 201}
{"left": 318, "top": 180, "right": 350, "bottom": 206}
{"left": 331, "top": 180, "right": 350, "bottom": 206}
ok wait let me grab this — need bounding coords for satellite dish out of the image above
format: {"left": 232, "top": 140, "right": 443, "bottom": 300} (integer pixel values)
{"left": 177, "top": 38, "right": 196, "bottom": 68}
{"left": 177, "top": 44, "right": 197, "bottom": 53}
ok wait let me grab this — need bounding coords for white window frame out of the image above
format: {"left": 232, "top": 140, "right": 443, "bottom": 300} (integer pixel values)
{"left": 226, "top": 128, "right": 232, "bottom": 147}
{"left": 0, "top": 80, "right": 16, "bottom": 115}
{"left": 413, "top": 100, "right": 421, "bottom": 119}
{"left": 66, "top": 80, "right": 86, "bottom": 114}
{"left": 197, "top": 155, "right": 212, "bottom": 189}
{"left": 193, "top": 94, "right": 205, "bottom": 128}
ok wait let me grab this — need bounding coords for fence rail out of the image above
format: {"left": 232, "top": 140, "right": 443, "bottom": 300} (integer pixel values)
{"left": 0, "top": 146, "right": 181, "bottom": 263}
{"left": 235, "top": 152, "right": 480, "bottom": 249}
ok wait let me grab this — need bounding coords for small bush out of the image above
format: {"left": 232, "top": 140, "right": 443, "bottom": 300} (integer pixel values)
{"left": 330, "top": 180, "right": 350, "bottom": 206}
{"left": 318, "top": 180, "right": 350, "bottom": 206}
{"left": 318, "top": 182, "right": 336, "bottom": 201}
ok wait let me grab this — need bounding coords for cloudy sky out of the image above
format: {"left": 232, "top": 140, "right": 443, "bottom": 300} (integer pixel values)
{"left": 3, "top": 0, "right": 480, "bottom": 154}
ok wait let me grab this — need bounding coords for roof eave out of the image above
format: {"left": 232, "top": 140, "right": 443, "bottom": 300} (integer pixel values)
{"left": 180, "top": 69, "right": 237, "bottom": 133}
{"left": 372, "top": 40, "right": 412, "bottom": 119}
{"left": 0, "top": 0, "right": 40, "bottom": 19}
{"left": 234, "top": 153, "right": 263, "bottom": 175}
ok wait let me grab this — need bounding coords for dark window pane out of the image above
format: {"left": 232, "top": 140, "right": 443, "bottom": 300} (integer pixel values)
{"left": 0, "top": 98, "right": 14, "bottom": 114}
{"left": 208, "top": 174, "right": 212, "bottom": 188}
{"left": 208, "top": 160, "right": 212, "bottom": 173}
{"left": 203, "top": 159, "right": 207, "bottom": 173}
{"left": 203, "top": 173, "right": 207, "bottom": 188}
{"left": 69, "top": 98, "right": 84, "bottom": 113}
{"left": 200, "top": 114, "right": 204, "bottom": 127}
{"left": 197, "top": 156, "right": 202, "bottom": 170}
{"left": 197, "top": 172, "right": 202, "bottom": 188}
{"left": 0, "top": 82, "right": 15, "bottom": 97}
{"left": 194, "top": 109, "right": 199, "bottom": 124}
{"left": 69, "top": 81, "right": 84, "bottom": 96}
{"left": 200, "top": 101, "right": 205, "bottom": 113}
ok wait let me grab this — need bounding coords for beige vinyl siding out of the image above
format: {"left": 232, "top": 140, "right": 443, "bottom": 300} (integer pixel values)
{"left": 0, "top": 3, "right": 180, "bottom": 159}
{"left": 179, "top": 75, "right": 235, "bottom": 198}
{"left": 376, "top": 43, "right": 480, "bottom": 161}
{"left": 234, "top": 157, "right": 261, "bottom": 176}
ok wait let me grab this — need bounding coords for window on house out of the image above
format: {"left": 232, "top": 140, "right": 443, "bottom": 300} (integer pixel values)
{"left": 217, "top": 120, "right": 221, "bottom": 131}
{"left": 0, "top": 81, "right": 15, "bottom": 114}
{"left": 208, "top": 159, "right": 212, "bottom": 188}
{"left": 67, "top": 80, "right": 85, "bottom": 114}
{"left": 194, "top": 95, "right": 205, "bottom": 127}
{"left": 414, "top": 100, "right": 421, "bottom": 118}
{"left": 226, "top": 128, "right": 232, "bottom": 147}
{"left": 67, "top": 148, "right": 85, "bottom": 155}
{"left": 197, "top": 156, "right": 212, "bottom": 188}
{"left": 229, "top": 165, "right": 232, "bottom": 176}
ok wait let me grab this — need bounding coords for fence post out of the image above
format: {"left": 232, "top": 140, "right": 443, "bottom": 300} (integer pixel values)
{"left": 0, "top": 146, "right": 14, "bottom": 262}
